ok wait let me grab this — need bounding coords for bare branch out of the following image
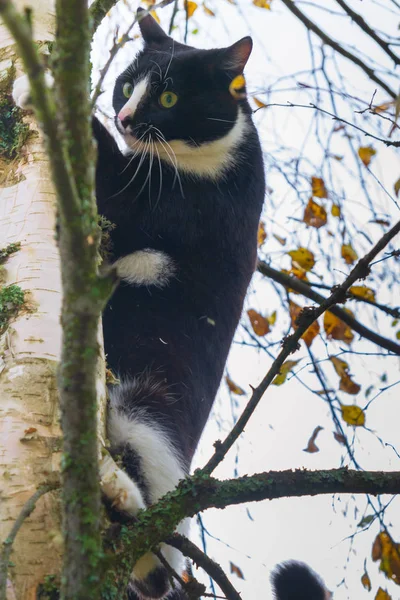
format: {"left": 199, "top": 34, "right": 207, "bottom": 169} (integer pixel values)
{"left": 280, "top": 0, "right": 397, "bottom": 99}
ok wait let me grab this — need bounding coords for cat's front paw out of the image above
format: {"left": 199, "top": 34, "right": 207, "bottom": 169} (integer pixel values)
{"left": 100, "top": 452, "right": 147, "bottom": 516}
{"left": 12, "top": 72, "right": 54, "bottom": 110}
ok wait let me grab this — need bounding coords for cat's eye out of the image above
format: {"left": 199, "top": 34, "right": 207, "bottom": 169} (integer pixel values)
{"left": 123, "top": 82, "right": 133, "bottom": 98}
{"left": 159, "top": 91, "right": 178, "bottom": 108}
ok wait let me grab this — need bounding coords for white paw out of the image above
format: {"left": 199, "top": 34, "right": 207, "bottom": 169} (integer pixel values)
{"left": 114, "top": 249, "right": 176, "bottom": 288}
{"left": 12, "top": 72, "right": 54, "bottom": 110}
{"left": 99, "top": 453, "right": 146, "bottom": 515}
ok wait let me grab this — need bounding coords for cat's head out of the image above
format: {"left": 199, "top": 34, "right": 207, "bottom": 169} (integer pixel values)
{"left": 112, "top": 8, "right": 253, "bottom": 179}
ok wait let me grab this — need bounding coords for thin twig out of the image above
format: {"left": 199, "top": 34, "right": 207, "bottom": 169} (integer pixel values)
{"left": 279, "top": 0, "right": 397, "bottom": 99}
{"left": 203, "top": 219, "right": 400, "bottom": 474}
{"left": 0, "top": 483, "right": 59, "bottom": 600}
{"left": 166, "top": 534, "right": 242, "bottom": 600}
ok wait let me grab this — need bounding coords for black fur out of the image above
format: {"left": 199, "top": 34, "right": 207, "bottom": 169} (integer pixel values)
{"left": 271, "top": 562, "right": 329, "bottom": 600}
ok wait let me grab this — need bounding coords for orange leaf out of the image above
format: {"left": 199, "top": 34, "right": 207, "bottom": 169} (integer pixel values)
{"left": 288, "top": 247, "right": 315, "bottom": 271}
{"left": 273, "top": 233, "right": 286, "bottom": 246}
{"left": 226, "top": 376, "right": 245, "bottom": 396}
{"left": 257, "top": 220, "right": 267, "bottom": 247}
{"left": 253, "top": 0, "right": 272, "bottom": 8}
{"left": 230, "top": 562, "right": 245, "bottom": 579}
{"left": 184, "top": 0, "right": 198, "bottom": 17}
{"left": 375, "top": 588, "right": 392, "bottom": 600}
{"left": 341, "top": 243, "right": 358, "bottom": 265}
{"left": 358, "top": 145, "right": 376, "bottom": 167}
{"left": 289, "top": 301, "right": 320, "bottom": 347}
{"left": 303, "top": 425, "right": 323, "bottom": 453}
{"left": 361, "top": 571, "right": 372, "bottom": 591}
{"left": 324, "top": 312, "right": 354, "bottom": 345}
{"left": 349, "top": 285, "right": 376, "bottom": 302}
{"left": 203, "top": 4, "right": 215, "bottom": 16}
{"left": 253, "top": 97, "right": 267, "bottom": 109}
{"left": 311, "top": 176, "right": 328, "bottom": 199}
{"left": 303, "top": 198, "right": 327, "bottom": 228}
{"left": 247, "top": 309, "right": 270, "bottom": 336}
{"left": 330, "top": 356, "right": 360, "bottom": 394}
{"left": 341, "top": 404, "right": 365, "bottom": 426}
{"left": 394, "top": 177, "right": 400, "bottom": 198}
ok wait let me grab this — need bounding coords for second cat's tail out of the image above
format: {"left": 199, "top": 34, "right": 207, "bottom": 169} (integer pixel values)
{"left": 271, "top": 562, "right": 332, "bottom": 600}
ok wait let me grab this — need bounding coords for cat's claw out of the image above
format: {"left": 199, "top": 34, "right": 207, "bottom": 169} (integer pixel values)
{"left": 12, "top": 72, "right": 54, "bottom": 110}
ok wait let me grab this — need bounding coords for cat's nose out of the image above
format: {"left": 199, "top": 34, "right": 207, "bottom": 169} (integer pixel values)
{"left": 118, "top": 108, "right": 133, "bottom": 129}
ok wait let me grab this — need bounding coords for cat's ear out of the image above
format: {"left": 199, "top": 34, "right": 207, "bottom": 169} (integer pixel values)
{"left": 137, "top": 7, "right": 169, "bottom": 44}
{"left": 219, "top": 36, "right": 253, "bottom": 75}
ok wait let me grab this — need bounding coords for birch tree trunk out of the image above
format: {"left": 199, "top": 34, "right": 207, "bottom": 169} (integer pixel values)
{"left": 0, "top": 3, "right": 61, "bottom": 598}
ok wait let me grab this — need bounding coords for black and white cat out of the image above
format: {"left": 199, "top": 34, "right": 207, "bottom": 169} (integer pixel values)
{"left": 13, "top": 9, "right": 330, "bottom": 600}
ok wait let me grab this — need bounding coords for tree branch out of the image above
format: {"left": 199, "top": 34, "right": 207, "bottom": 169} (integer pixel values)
{"left": 103, "top": 468, "right": 400, "bottom": 596}
{"left": 166, "top": 534, "right": 242, "bottom": 600}
{"left": 203, "top": 219, "right": 400, "bottom": 474}
{"left": 279, "top": 0, "right": 397, "bottom": 99}
{"left": 257, "top": 261, "right": 400, "bottom": 355}
{"left": 334, "top": 0, "right": 400, "bottom": 66}
{"left": 90, "top": 0, "right": 117, "bottom": 32}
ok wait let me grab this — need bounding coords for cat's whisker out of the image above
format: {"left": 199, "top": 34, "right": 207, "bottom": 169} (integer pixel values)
{"left": 149, "top": 59, "right": 163, "bottom": 83}
{"left": 112, "top": 138, "right": 150, "bottom": 197}
{"left": 162, "top": 39, "right": 175, "bottom": 83}
{"left": 153, "top": 142, "right": 163, "bottom": 212}
{"left": 119, "top": 129, "right": 151, "bottom": 174}
{"left": 134, "top": 140, "right": 154, "bottom": 200}
{"left": 154, "top": 133, "right": 184, "bottom": 198}
{"left": 207, "top": 117, "right": 236, "bottom": 123}
{"left": 147, "top": 139, "right": 155, "bottom": 205}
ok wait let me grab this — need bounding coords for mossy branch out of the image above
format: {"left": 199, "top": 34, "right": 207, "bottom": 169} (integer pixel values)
{"left": 103, "top": 468, "right": 400, "bottom": 596}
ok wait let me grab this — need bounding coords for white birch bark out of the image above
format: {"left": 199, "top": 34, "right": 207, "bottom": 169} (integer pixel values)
{"left": 0, "top": 3, "right": 62, "bottom": 598}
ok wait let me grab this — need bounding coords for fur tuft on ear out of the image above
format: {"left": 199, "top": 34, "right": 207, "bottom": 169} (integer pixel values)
{"left": 219, "top": 36, "right": 253, "bottom": 74}
{"left": 137, "top": 7, "right": 169, "bottom": 44}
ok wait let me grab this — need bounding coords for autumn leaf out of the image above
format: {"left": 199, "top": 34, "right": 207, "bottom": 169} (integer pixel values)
{"left": 358, "top": 145, "right": 376, "bottom": 166}
{"left": 229, "top": 74, "right": 246, "bottom": 99}
{"left": 341, "top": 243, "right": 358, "bottom": 265}
{"left": 361, "top": 571, "right": 372, "bottom": 591}
{"left": 247, "top": 309, "right": 270, "bottom": 336}
{"left": 230, "top": 562, "right": 245, "bottom": 579}
{"left": 150, "top": 9, "right": 160, "bottom": 23}
{"left": 330, "top": 356, "right": 360, "bottom": 394}
{"left": 375, "top": 588, "right": 392, "bottom": 600}
{"left": 372, "top": 531, "right": 400, "bottom": 586}
{"left": 288, "top": 247, "right": 315, "bottom": 271}
{"left": 184, "top": 0, "right": 198, "bottom": 17}
{"left": 394, "top": 177, "right": 400, "bottom": 198}
{"left": 253, "top": 0, "right": 272, "bottom": 8}
{"left": 373, "top": 101, "right": 394, "bottom": 113}
{"left": 333, "top": 431, "right": 346, "bottom": 446}
{"left": 324, "top": 311, "right": 354, "bottom": 345}
{"left": 303, "top": 198, "right": 327, "bottom": 229}
{"left": 331, "top": 204, "right": 341, "bottom": 217}
{"left": 254, "top": 97, "right": 267, "bottom": 109}
{"left": 272, "top": 360, "right": 299, "bottom": 385}
{"left": 289, "top": 301, "right": 320, "bottom": 347}
{"left": 226, "top": 376, "right": 245, "bottom": 396}
{"left": 273, "top": 233, "right": 286, "bottom": 246}
{"left": 203, "top": 4, "right": 215, "bottom": 16}
{"left": 330, "top": 356, "right": 349, "bottom": 378}
{"left": 358, "top": 515, "right": 375, "bottom": 528}
{"left": 341, "top": 404, "right": 365, "bottom": 426}
{"left": 257, "top": 221, "right": 267, "bottom": 247}
{"left": 349, "top": 285, "right": 376, "bottom": 302}
{"left": 267, "top": 310, "right": 277, "bottom": 325}
{"left": 311, "top": 176, "right": 328, "bottom": 199}
{"left": 303, "top": 426, "right": 323, "bottom": 453}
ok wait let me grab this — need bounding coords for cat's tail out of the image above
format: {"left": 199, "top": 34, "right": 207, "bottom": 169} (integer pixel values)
{"left": 271, "top": 561, "right": 332, "bottom": 600}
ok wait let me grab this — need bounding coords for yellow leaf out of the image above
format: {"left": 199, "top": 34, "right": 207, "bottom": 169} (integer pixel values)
{"left": 257, "top": 221, "right": 267, "bottom": 247}
{"left": 272, "top": 360, "right": 299, "bottom": 386}
{"left": 253, "top": 0, "right": 272, "bottom": 8}
{"left": 303, "top": 425, "right": 323, "bottom": 453}
{"left": 372, "top": 531, "right": 400, "bottom": 586}
{"left": 226, "top": 376, "right": 245, "bottom": 396}
{"left": 203, "top": 4, "right": 215, "bottom": 16}
{"left": 253, "top": 97, "right": 267, "bottom": 108}
{"left": 273, "top": 233, "right": 286, "bottom": 246}
{"left": 361, "top": 571, "right": 371, "bottom": 591}
{"left": 229, "top": 74, "right": 246, "bottom": 99}
{"left": 331, "top": 204, "right": 341, "bottom": 217}
{"left": 289, "top": 301, "right": 320, "bottom": 347}
{"left": 247, "top": 309, "right": 270, "bottom": 336}
{"left": 358, "top": 145, "right": 376, "bottom": 167}
{"left": 375, "top": 588, "right": 392, "bottom": 600}
{"left": 341, "top": 243, "right": 358, "bottom": 265}
{"left": 267, "top": 310, "right": 277, "bottom": 325}
{"left": 311, "top": 176, "right": 328, "bottom": 199}
{"left": 150, "top": 9, "right": 160, "bottom": 23}
{"left": 185, "top": 0, "right": 198, "bottom": 17}
{"left": 324, "top": 311, "right": 354, "bottom": 345}
{"left": 303, "top": 198, "right": 327, "bottom": 228}
{"left": 230, "top": 561, "right": 245, "bottom": 579}
{"left": 396, "top": 330, "right": 400, "bottom": 340}
{"left": 330, "top": 356, "right": 349, "bottom": 378}
{"left": 349, "top": 285, "right": 376, "bottom": 302}
{"left": 288, "top": 247, "right": 315, "bottom": 271}
{"left": 394, "top": 177, "right": 400, "bottom": 198}
{"left": 341, "top": 404, "right": 365, "bottom": 426}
